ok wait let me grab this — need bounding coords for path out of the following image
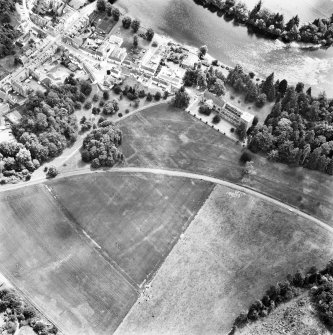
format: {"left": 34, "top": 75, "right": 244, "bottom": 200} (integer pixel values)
{"left": 2, "top": 167, "right": 333, "bottom": 236}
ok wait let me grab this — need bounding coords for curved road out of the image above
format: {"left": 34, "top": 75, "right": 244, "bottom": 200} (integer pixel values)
{"left": 2, "top": 166, "right": 333, "bottom": 235}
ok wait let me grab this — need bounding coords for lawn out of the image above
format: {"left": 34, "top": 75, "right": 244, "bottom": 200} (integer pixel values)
{"left": 48, "top": 172, "right": 214, "bottom": 285}
{"left": 0, "top": 185, "right": 138, "bottom": 335}
{"left": 115, "top": 184, "right": 333, "bottom": 335}
{"left": 118, "top": 103, "right": 333, "bottom": 224}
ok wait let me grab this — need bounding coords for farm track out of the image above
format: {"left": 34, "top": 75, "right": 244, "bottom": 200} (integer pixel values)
{"left": 1, "top": 166, "right": 333, "bottom": 237}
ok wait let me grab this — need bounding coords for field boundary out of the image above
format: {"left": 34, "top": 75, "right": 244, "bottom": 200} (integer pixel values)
{"left": 43, "top": 184, "right": 140, "bottom": 291}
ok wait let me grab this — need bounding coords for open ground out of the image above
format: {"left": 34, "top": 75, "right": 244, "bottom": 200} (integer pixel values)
{"left": 0, "top": 172, "right": 213, "bottom": 334}
{"left": 47, "top": 172, "right": 214, "bottom": 286}
{"left": 115, "top": 184, "right": 333, "bottom": 335}
{"left": 112, "top": 103, "right": 333, "bottom": 225}
{"left": 0, "top": 184, "right": 138, "bottom": 335}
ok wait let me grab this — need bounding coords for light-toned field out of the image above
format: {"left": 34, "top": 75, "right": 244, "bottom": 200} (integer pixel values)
{"left": 48, "top": 172, "right": 214, "bottom": 286}
{"left": 0, "top": 185, "right": 138, "bottom": 335}
{"left": 115, "top": 185, "right": 333, "bottom": 335}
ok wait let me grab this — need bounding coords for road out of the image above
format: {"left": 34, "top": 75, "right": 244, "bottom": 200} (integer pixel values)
{"left": 2, "top": 166, "right": 333, "bottom": 236}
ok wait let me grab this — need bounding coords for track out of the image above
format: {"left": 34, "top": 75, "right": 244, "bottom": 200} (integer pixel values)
{"left": 1, "top": 166, "right": 333, "bottom": 236}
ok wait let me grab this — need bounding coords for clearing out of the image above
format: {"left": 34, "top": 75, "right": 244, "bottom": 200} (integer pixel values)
{"left": 115, "top": 184, "right": 333, "bottom": 335}
{"left": 47, "top": 172, "right": 214, "bottom": 285}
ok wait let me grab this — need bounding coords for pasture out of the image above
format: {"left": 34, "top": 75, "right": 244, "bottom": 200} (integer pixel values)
{"left": 118, "top": 103, "right": 333, "bottom": 224}
{"left": 48, "top": 172, "right": 214, "bottom": 285}
{"left": 0, "top": 185, "right": 138, "bottom": 335}
{"left": 115, "top": 184, "right": 333, "bottom": 335}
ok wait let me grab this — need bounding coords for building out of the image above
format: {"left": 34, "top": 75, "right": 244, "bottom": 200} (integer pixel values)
{"left": 181, "top": 52, "right": 198, "bottom": 69}
{"left": 108, "top": 46, "right": 127, "bottom": 65}
{"left": 6, "top": 110, "right": 22, "bottom": 125}
{"left": 140, "top": 45, "right": 164, "bottom": 76}
{"left": 202, "top": 91, "right": 254, "bottom": 129}
{"left": 109, "top": 35, "right": 123, "bottom": 46}
{"left": 11, "top": 79, "right": 29, "bottom": 97}
{"left": 110, "top": 67, "right": 122, "bottom": 79}
{"left": 157, "top": 67, "right": 183, "bottom": 91}
{"left": 0, "top": 103, "right": 10, "bottom": 116}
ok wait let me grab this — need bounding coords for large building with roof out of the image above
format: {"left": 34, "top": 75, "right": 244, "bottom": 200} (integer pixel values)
{"left": 202, "top": 91, "right": 254, "bottom": 129}
{"left": 107, "top": 46, "right": 127, "bottom": 65}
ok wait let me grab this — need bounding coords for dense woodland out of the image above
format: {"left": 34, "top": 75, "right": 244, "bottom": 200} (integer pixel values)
{"left": 195, "top": 0, "right": 333, "bottom": 47}
{"left": 232, "top": 260, "right": 333, "bottom": 332}
{"left": 0, "top": 77, "right": 91, "bottom": 183}
{"left": 0, "top": 0, "right": 20, "bottom": 58}
{"left": 248, "top": 81, "right": 333, "bottom": 175}
{"left": 0, "top": 287, "right": 57, "bottom": 334}
{"left": 81, "top": 119, "right": 123, "bottom": 168}
{"left": 183, "top": 64, "right": 226, "bottom": 96}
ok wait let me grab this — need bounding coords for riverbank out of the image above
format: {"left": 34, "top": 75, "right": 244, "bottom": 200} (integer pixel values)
{"left": 194, "top": 0, "right": 333, "bottom": 47}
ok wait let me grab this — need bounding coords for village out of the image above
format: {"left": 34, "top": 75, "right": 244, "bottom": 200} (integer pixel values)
{"left": 0, "top": 0, "right": 254, "bottom": 145}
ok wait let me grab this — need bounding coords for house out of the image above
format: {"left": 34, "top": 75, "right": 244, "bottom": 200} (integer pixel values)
{"left": 110, "top": 67, "right": 122, "bottom": 79}
{"left": 108, "top": 46, "right": 127, "bottom": 65}
{"left": 181, "top": 52, "right": 198, "bottom": 69}
{"left": 202, "top": 91, "right": 226, "bottom": 110}
{"left": 157, "top": 67, "right": 183, "bottom": 91}
{"left": 0, "top": 103, "right": 10, "bottom": 116}
{"left": 6, "top": 110, "right": 22, "bottom": 125}
{"left": 140, "top": 45, "right": 164, "bottom": 76}
{"left": 109, "top": 35, "right": 123, "bottom": 46}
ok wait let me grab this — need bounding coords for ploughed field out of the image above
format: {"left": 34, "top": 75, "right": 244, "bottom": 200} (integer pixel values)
{"left": 115, "top": 185, "right": 333, "bottom": 335}
{"left": 0, "top": 173, "right": 213, "bottom": 334}
{"left": 47, "top": 172, "right": 214, "bottom": 286}
{"left": 119, "top": 103, "right": 333, "bottom": 224}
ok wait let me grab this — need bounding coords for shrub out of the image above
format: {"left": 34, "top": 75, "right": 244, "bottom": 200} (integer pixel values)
{"left": 84, "top": 101, "right": 92, "bottom": 110}
{"left": 103, "top": 91, "right": 110, "bottom": 100}
{"left": 46, "top": 166, "right": 58, "bottom": 178}
{"left": 240, "top": 151, "right": 252, "bottom": 164}
{"left": 212, "top": 114, "right": 221, "bottom": 124}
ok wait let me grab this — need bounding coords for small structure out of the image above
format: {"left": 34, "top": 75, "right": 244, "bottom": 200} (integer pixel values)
{"left": 108, "top": 46, "right": 127, "bottom": 65}
{"left": 109, "top": 35, "right": 123, "bottom": 46}
{"left": 6, "top": 110, "right": 22, "bottom": 125}
{"left": 0, "top": 103, "right": 10, "bottom": 116}
{"left": 181, "top": 52, "right": 198, "bottom": 69}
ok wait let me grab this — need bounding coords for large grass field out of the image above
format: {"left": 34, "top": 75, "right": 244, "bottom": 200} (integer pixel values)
{"left": 118, "top": 103, "right": 333, "bottom": 224}
{"left": 0, "top": 185, "right": 138, "bottom": 335}
{"left": 48, "top": 172, "right": 214, "bottom": 286}
{"left": 115, "top": 184, "right": 333, "bottom": 335}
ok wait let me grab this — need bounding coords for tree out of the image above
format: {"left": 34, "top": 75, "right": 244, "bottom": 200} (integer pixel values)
{"left": 97, "top": 0, "right": 106, "bottom": 11}
{"left": 212, "top": 114, "right": 221, "bottom": 124}
{"left": 154, "top": 91, "right": 161, "bottom": 101}
{"left": 46, "top": 166, "right": 58, "bottom": 178}
{"left": 131, "top": 19, "right": 140, "bottom": 32}
{"left": 103, "top": 91, "right": 110, "bottom": 100}
{"left": 163, "top": 91, "right": 169, "bottom": 100}
{"left": 146, "top": 92, "right": 153, "bottom": 101}
{"left": 261, "top": 72, "right": 275, "bottom": 102}
{"left": 112, "top": 7, "right": 120, "bottom": 21}
{"left": 173, "top": 87, "right": 190, "bottom": 109}
{"left": 122, "top": 16, "right": 132, "bottom": 29}
{"left": 210, "top": 78, "right": 225, "bottom": 96}
{"left": 133, "top": 34, "right": 138, "bottom": 48}
{"left": 198, "top": 45, "right": 208, "bottom": 59}
{"left": 106, "top": 2, "right": 112, "bottom": 16}
{"left": 84, "top": 101, "right": 92, "bottom": 109}
{"left": 80, "top": 81, "right": 92, "bottom": 96}
{"left": 146, "top": 28, "right": 154, "bottom": 41}
{"left": 278, "top": 79, "right": 288, "bottom": 96}
{"left": 236, "top": 122, "right": 247, "bottom": 141}
{"left": 93, "top": 94, "right": 99, "bottom": 102}
{"left": 256, "top": 93, "right": 267, "bottom": 108}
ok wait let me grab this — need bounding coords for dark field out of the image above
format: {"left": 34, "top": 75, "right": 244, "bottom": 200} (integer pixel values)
{"left": 0, "top": 185, "right": 138, "bottom": 335}
{"left": 48, "top": 172, "right": 214, "bottom": 286}
{"left": 115, "top": 185, "right": 333, "bottom": 335}
{"left": 119, "top": 103, "right": 333, "bottom": 224}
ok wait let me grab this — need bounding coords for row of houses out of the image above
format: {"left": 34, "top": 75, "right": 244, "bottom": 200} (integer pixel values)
{"left": 202, "top": 91, "right": 254, "bottom": 129}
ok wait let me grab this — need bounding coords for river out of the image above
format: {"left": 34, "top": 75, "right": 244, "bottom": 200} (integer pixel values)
{"left": 117, "top": 0, "right": 333, "bottom": 96}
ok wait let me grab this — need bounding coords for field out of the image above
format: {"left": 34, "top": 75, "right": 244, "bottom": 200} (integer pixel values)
{"left": 118, "top": 103, "right": 333, "bottom": 224}
{"left": 115, "top": 185, "right": 333, "bottom": 335}
{"left": 48, "top": 172, "right": 214, "bottom": 285}
{"left": 0, "top": 185, "right": 138, "bottom": 335}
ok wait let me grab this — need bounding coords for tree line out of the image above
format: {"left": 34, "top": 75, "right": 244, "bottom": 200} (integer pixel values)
{"left": 231, "top": 260, "right": 333, "bottom": 333}
{"left": 195, "top": 0, "right": 333, "bottom": 47}
{"left": 0, "top": 286, "right": 58, "bottom": 334}
{"left": 248, "top": 81, "right": 333, "bottom": 175}
{"left": 0, "top": 0, "right": 20, "bottom": 59}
